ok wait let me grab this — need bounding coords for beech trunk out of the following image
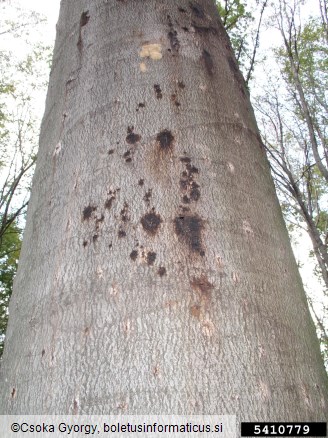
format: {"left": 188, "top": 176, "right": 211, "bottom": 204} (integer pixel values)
{"left": 0, "top": 0, "right": 327, "bottom": 421}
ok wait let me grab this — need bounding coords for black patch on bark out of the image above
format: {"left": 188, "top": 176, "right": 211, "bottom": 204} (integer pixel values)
{"left": 143, "top": 189, "right": 152, "bottom": 205}
{"left": 130, "top": 250, "right": 138, "bottom": 261}
{"left": 174, "top": 214, "right": 205, "bottom": 255}
{"left": 179, "top": 157, "right": 201, "bottom": 203}
{"left": 83, "top": 240, "right": 88, "bottom": 247}
{"left": 138, "top": 179, "right": 144, "bottom": 186}
{"left": 120, "top": 203, "right": 129, "bottom": 222}
{"left": 178, "top": 7, "right": 187, "bottom": 13}
{"left": 104, "top": 197, "right": 115, "bottom": 210}
{"left": 126, "top": 127, "right": 141, "bottom": 144}
{"left": 202, "top": 49, "right": 214, "bottom": 76}
{"left": 156, "top": 130, "right": 174, "bottom": 151}
{"left": 180, "top": 156, "right": 191, "bottom": 163}
{"left": 189, "top": 2, "right": 205, "bottom": 18}
{"left": 136, "top": 102, "right": 145, "bottom": 111}
{"left": 93, "top": 234, "right": 98, "bottom": 243}
{"left": 178, "top": 81, "right": 185, "bottom": 89}
{"left": 192, "top": 22, "right": 218, "bottom": 35}
{"left": 158, "top": 266, "right": 167, "bottom": 276}
{"left": 147, "top": 251, "right": 156, "bottom": 266}
{"left": 154, "top": 84, "right": 163, "bottom": 99}
{"left": 108, "top": 149, "right": 114, "bottom": 155}
{"left": 190, "top": 181, "right": 201, "bottom": 201}
{"left": 11, "top": 388, "right": 16, "bottom": 398}
{"left": 80, "top": 11, "right": 90, "bottom": 27}
{"left": 83, "top": 205, "right": 97, "bottom": 220}
{"left": 141, "top": 211, "right": 162, "bottom": 235}
{"left": 41, "top": 349, "right": 45, "bottom": 357}
{"left": 118, "top": 228, "right": 126, "bottom": 238}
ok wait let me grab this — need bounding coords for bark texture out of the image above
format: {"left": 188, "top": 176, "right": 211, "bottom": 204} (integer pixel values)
{"left": 0, "top": 0, "right": 327, "bottom": 421}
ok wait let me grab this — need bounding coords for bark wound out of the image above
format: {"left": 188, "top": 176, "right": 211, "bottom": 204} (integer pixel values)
{"left": 202, "top": 49, "right": 214, "bottom": 76}
{"left": 83, "top": 205, "right": 97, "bottom": 220}
{"left": 141, "top": 210, "right": 162, "bottom": 235}
{"left": 174, "top": 214, "right": 205, "bottom": 255}
{"left": 156, "top": 130, "right": 174, "bottom": 153}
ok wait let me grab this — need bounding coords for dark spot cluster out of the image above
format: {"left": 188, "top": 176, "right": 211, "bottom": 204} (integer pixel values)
{"left": 143, "top": 189, "right": 152, "bottom": 206}
{"left": 171, "top": 93, "right": 181, "bottom": 107}
{"left": 156, "top": 129, "right": 174, "bottom": 152}
{"left": 154, "top": 84, "right": 162, "bottom": 99}
{"left": 120, "top": 202, "right": 129, "bottom": 222}
{"left": 174, "top": 214, "right": 205, "bottom": 255}
{"left": 147, "top": 251, "right": 157, "bottom": 266}
{"left": 126, "top": 126, "right": 141, "bottom": 144}
{"left": 83, "top": 205, "right": 97, "bottom": 221}
{"left": 104, "top": 188, "right": 119, "bottom": 210}
{"left": 123, "top": 150, "right": 132, "bottom": 163}
{"left": 118, "top": 228, "right": 126, "bottom": 238}
{"left": 202, "top": 49, "right": 214, "bottom": 76}
{"left": 179, "top": 156, "right": 200, "bottom": 203}
{"left": 141, "top": 209, "right": 162, "bottom": 235}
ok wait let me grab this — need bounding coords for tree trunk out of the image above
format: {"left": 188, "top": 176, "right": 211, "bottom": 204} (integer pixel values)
{"left": 0, "top": 0, "right": 327, "bottom": 421}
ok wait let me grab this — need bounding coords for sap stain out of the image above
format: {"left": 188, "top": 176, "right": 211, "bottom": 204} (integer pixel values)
{"left": 141, "top": 210, "right": 162, "bottom": 235}
{"left": 130, "top": 250, "right": 138, "bottom": 261}
{"left": 202, "top": 49, "right": 214, "bottom": 76}
{"left": 156, "top": 130, "right": 174, "bottom": 151}
{"left": 174, "top": 214, "right": 205, "bottom": 255}
{"left": 126, "top": 126, "right": 141, "bottom": 144}
{"left": 147, "top": 251, "right": 156, "bottom": 266}
{"left": 83, "top": 205, "right": 97, "bottom": 220}
{"left": 158, "top": 266, "right": 166, "bottom": 276}
{"left": 191, "top": 275, "right": 213, "bottom": 300}
{"left": 189, "top": 2, "right": 205, "bottom": 18}
{"left": 154, "top": 84, "right": 163, "bottom": 99}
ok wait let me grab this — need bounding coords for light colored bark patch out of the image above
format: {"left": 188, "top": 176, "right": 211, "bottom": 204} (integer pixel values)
{"left": 139, "top": 62, "right": 147, "bottom": 72}
{"left": 139, "top": 43, "right": 162, "bottom": 60}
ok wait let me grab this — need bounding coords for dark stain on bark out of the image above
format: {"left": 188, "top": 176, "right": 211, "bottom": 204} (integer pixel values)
{"left": 154, "top": 84, "right": 163, "bottom": 99}
{"left": 202, "top": 49, "right": 214, "bottom": 76}
{"left": 136, "top": 102, "right": 145, "bottom": 111}
{"left": 80, "top": 11, "right": 90, "bottom": 27}
{"left": 143, "top": 189, "right": 152, "bottom": 205}
{"left": 174, "top": 214, "right": 205, "bottom": 255}
{"left": 83, "top": 240, "right": 88, "bottom": 247}
{"left": 126, "top": 126, "right": 141, "bottom": 144}
{"left": 171, "top": 94, "right": 181, "bottom": 107}
{"left": 138, "top": 179, "right": 144, "bottom": 186}
{"left": 191, "top": 275, "right": 213, "bottom": 300}
{"left": 108, "top": 149, "right": 114, "bottom": 155}
{"left": 11, "top": 388, "right": 16, "bottom": 398}
{"left": 92, "top": 234, "right": 98, "bottom": 243}
{"left": 130, "top": 250, "right": 138, "bottom": 261}
{"left": 180, "top": 157, "right": 200, "bottom": 203}
{"left": 192, "top": 22, "right": 218, "bottom": 35}
{"left": 178, "top": 7, "right": 187, "bottom": 13}
{"left": 141, "top": 210, "right": 162, "bottom": 235}
{"left": 83, "top": 205, "right": 97, "bottom": 220}
{"left": 189, "top": 2, "right": 205, "bottom": 18}
{"left": 118, "top": 228, "right": 126, "bottom": 238}
{"left": 167, "top": 15, "right": 180, "bottom": 52}
{"left": 41, "top": 349, "right": 45, "bottom": 357}
{"left": 147, "top": 251, "right": 156, "bottom": 266}
{"left": 158, "top": 266, "right": 167, "bottom": 276}
{"left": 178, "top": 80, "right": 185, "bottom": 89}
{"left": 190, "top": 304, "right": 201, "bottom": 319}
{"left": 156, "top": 130, "right": 174, "bottom": 152}
{"left": 120, "top": 202, "right": 129, "bottom": 222}
{"left": 105, "top": 196, "right": 115, "bottom": 210}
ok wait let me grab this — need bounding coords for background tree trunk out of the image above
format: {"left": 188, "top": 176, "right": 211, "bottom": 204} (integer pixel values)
{"left": 0, "top": 0, "right": 327, "bottom": 420}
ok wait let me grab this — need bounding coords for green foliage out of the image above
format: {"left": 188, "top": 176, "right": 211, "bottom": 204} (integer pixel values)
{"left": 0, "top": 220, "right": 22, "bottom": 357}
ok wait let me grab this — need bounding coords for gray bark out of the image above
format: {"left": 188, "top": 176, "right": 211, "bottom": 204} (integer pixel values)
{"left": 0, "top": 0, "right": 327, "bottom": 422}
